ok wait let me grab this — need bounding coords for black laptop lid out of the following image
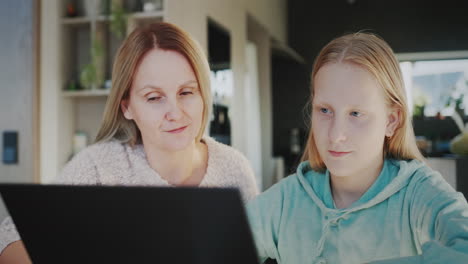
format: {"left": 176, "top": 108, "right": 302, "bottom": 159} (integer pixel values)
{"left": 0, "top": 184, "right": 258, "bottom": 264}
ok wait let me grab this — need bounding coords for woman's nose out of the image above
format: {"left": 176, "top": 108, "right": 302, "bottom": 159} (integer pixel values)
{"left": 165, "top": 99, "right": 183, "bottom": 121}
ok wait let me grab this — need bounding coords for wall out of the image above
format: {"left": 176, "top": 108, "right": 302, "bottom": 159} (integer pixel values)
{"left": 244, "top": 0, "right": 287, "bottom": 43}
{"left": 0, "top": 0, "right": 37, "bottom": 220}
{"left": 0, "top": 0, "right": 36, "bottom": 183}
{"left": 247, "top": 16, "right": 277, "bottom": 189}
{"left": 40, "top": 0, "right": 73, "bottom": 183}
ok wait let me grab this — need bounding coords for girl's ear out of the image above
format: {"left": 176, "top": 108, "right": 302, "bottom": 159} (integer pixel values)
{"left": 120, "top": 99, "right": 133, "bottom": 120}
{"left": 386, "top": 107, "right": 401, "bottom": 137}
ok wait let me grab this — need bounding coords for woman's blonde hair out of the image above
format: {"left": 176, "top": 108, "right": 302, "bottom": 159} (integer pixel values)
{"left": 95, "top": 22, "right": 212, "bottom": 145}
{"left": 302, "top": 32, "right": 424, "bottom": 171}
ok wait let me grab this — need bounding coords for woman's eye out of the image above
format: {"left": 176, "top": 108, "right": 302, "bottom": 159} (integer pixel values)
{"left": 350, "top": 111, "right": 361, "bottom": 117}
{"left": 147, "top": 96, "right": 162, "bottom": 102}
{"left": 320, "top": 108, "right": 331, "bottom": 114}
{"left": 180, "top": 91, "right": 193, "bottom": 96}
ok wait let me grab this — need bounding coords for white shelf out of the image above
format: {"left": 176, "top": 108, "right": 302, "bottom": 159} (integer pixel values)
{"left": 62, "top": 89, "right": 110, "bottom": 97}
{"left": 62, "top": 17, "right": 90, "bottom": 25}
{"left": 128, "top": 11, "right": 164, "bottom": 20}
{"left": 62, "top": 11, "right": 164, "bottom": 25}
{"left": 62, "top": 15, "right": 109, "bottom": 25}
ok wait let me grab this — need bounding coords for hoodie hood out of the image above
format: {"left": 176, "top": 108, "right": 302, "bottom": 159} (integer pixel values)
{"left": 296, "top": 159, "right": 427, "bottom": 214}
{"left": 294, "top": 159, "right": 428, "bottom": 261}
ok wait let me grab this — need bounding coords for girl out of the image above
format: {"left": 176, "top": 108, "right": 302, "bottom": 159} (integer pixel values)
{"left": 0, "top": 22, "right": 258, "bottom": 263}
{"left": 247, "top": 32, "right": 468, "bottom": 263}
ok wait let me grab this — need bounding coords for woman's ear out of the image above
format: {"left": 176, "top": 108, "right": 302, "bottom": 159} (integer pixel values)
{"left": 120, "top": 99, "right": 133, "bottom": 120}
{"left": 386, "top": 107, "right": 401, "bottom": 137}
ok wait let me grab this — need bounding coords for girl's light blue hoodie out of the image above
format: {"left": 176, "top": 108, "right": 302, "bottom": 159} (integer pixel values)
{"left": 247, "top": 159, "right": 468, "bottom": 263}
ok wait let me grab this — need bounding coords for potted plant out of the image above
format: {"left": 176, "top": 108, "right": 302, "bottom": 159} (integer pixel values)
{"left": 80, "top": 37, "right": 104, "bottom": 90}
{"left": 109, "top": 0, "right": 127, "bottom": 39}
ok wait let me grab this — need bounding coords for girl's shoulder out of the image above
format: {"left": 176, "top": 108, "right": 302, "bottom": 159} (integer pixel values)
{"left": 392, "top": 159, "right": 458, "bottom": 198}
{"left": 254, "top": 167, "right": 312, "bottom": 202}
{"left": 395, "top": 159, "right": 446, "bottom": 183}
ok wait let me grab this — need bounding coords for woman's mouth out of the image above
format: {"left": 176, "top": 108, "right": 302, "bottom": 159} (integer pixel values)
{"left": 166, "top": 126, "right": 188, "bottom": 134}
{"left": 328, "top": 150, "right": 351, "bottom": 157}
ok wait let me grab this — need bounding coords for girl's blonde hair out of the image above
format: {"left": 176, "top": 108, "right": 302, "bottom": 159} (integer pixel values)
{"left": 302, "top": 32, "right": 424, "bottom": 171}
{"left": 95, "top": 22, "right": 212, "bottom": 145}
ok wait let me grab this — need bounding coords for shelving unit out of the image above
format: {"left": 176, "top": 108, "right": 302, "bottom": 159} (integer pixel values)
{"left": 56, "top": 0, "right": 165, "bottom": 169}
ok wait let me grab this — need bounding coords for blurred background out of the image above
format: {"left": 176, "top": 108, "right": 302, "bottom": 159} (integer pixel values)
{"left": 1, "top": 0, "right": 468, "bottom": 206}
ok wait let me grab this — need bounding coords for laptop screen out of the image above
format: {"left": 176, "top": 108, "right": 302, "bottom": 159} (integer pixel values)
{"left": 0, "top": 184, "right": 259, "bottom": 264}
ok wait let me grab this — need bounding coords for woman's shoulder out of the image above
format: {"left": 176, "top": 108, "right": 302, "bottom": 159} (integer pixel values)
{"left": 203, "top": 136, "right": 251, "bottom": 167}
{"left": 56, "top": 139, "right": 131, "bottom": 184}
{"left": 80, "top": 139, "right": 128, "bottom": 158}
{"left": 65, "top": 139, "right": 129, "bottom": 168}
{"left": 203, "top": 137, "right": 259, "bottom": 199}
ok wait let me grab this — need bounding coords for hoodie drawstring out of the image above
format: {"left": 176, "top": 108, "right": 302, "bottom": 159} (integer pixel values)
{"left": 311, "top": 211, "right": 354, "bottom": 262}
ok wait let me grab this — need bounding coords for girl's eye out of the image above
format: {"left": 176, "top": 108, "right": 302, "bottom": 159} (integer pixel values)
{"left": 320, "top": 108, "right": 331, "bottom": 114}
{"left": 350, "top": 111, "right": 361, "bottom": 117}
{"left": 180, "top": 91, "right": 193, "bottom": 96}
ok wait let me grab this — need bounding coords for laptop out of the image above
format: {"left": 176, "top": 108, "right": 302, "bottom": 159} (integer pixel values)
{"left": 0, "top": 184, "right": 259, "bottom": 264}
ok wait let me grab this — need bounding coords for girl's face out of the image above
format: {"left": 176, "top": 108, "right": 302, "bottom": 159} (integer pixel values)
{"left": 121, "top": 48, "right": 204, "bottom": 152}
{"left": 312, "top": 62, "right": 399, "bottom": 178}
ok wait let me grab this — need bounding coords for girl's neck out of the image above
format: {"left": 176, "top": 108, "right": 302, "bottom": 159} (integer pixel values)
{"left": 330, "top": 157, "right": 384, "bottom": 209}
{"left": 143, "top": 140, "right": 208, "bottom": 186}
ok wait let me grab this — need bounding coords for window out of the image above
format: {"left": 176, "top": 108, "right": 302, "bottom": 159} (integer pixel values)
{"left": 398, "top": 52, "right": 468, "bottom": 118}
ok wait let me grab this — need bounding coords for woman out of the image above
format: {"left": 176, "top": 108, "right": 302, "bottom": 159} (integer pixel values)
{"left": 0, "top": 22, "right": 258, "bottom": 263}
{"left": 247, "top": 32, "right": 468, "bottom": 263}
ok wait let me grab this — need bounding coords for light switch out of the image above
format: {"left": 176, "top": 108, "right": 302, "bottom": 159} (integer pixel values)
{"left": 3, "top": 131, "right": 18, "bottom": 164}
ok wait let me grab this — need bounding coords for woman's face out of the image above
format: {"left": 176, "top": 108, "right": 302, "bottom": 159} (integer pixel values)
{"left": 121, "top": 48, "right": 204, "bottom": 152}
{"left": 312, "top": 62, "right": 399, "bottom": 178}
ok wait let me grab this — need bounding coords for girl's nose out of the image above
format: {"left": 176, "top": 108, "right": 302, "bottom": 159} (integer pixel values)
{"left": 328, "top": 117, "right": 347, "bottom": 144}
